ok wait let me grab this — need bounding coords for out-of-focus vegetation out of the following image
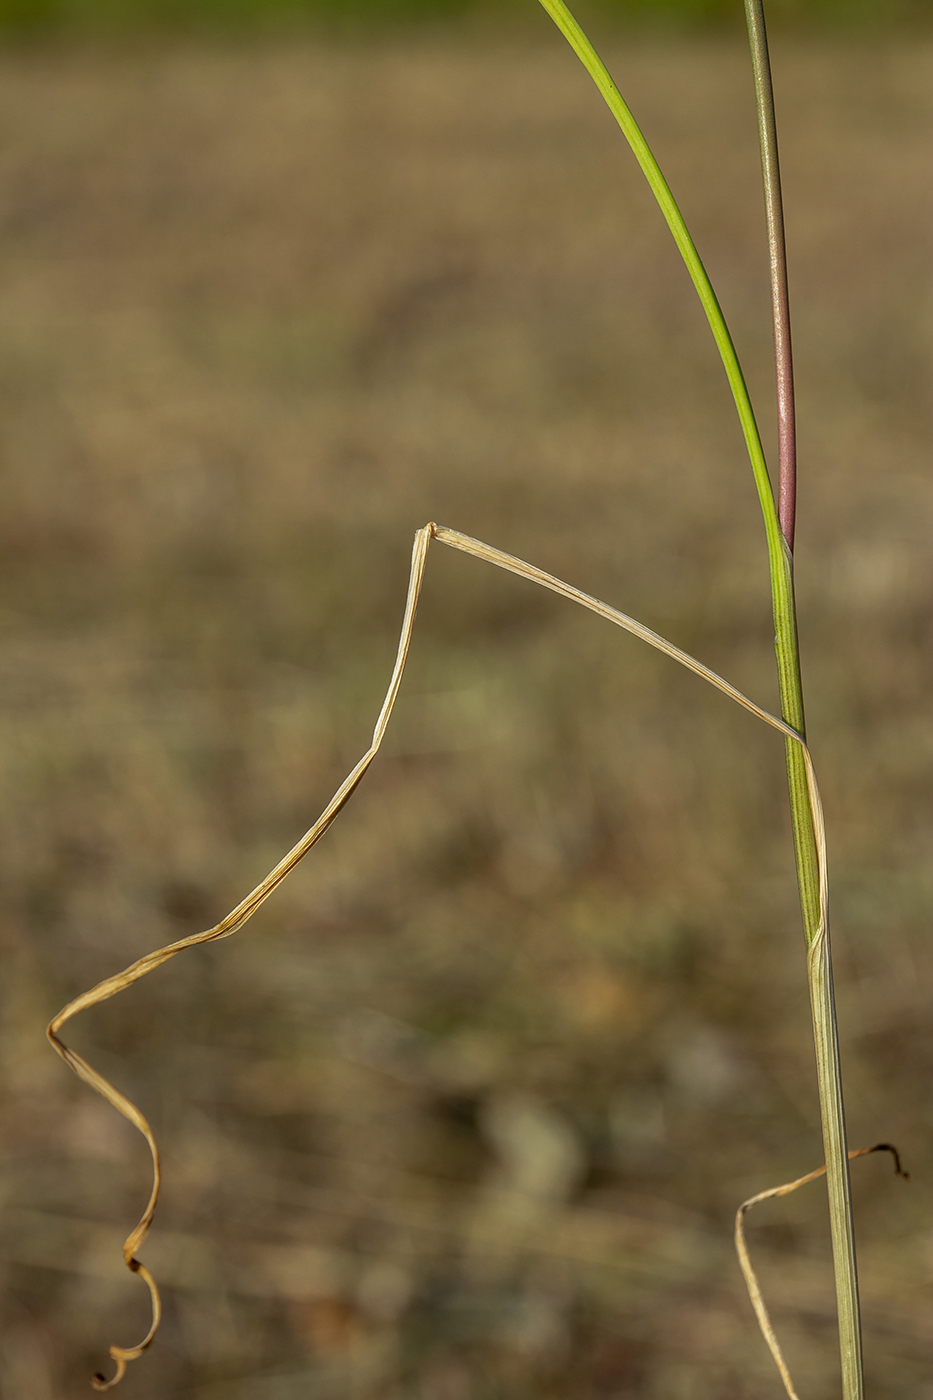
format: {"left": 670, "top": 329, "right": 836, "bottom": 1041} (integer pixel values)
{"left": 0, "top": 25, "right": 932, "bottom": 1400}
{"left": 0, "top": 0, "right": 930, "bottom": 34}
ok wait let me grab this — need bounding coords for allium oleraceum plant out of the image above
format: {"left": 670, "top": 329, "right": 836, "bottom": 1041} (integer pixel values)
{"left": 48, "top": 3, "right": 901, "bottom": 1395}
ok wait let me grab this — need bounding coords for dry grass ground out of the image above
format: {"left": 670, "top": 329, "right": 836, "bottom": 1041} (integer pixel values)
{"left": 0, "top": 29, "right": 932, "bottom": 1400}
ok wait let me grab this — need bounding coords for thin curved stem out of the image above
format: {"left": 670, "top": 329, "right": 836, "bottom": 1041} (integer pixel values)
{"left": 536, "top": 0, "right": 783, "bottom": 570}
{"left": 533, "top": 6, "right": 859, "bottom": 1396}
{"left": 736, "top": 1145, "right": 907, "bottom": 1400}
{"left": 534, "top": 0, "right": 819, "bottom": 938}
{"left": 49, "top": 523, "right": 832, "bottom": 1390}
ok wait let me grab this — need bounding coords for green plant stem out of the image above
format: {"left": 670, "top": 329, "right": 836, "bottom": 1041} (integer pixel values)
{"left": 536, "top": 3, "right": 860, "bottom": 1394}
{"left": 744, "top": 4, "right": 861, "bottom": 1394}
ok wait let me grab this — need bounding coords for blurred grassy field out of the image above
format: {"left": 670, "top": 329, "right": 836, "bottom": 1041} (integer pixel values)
{"left": 1, "top": 24, "right": 933, "bottom": 1400}
{"left": 0, "top": 0, "right": 931, "bottom": 34}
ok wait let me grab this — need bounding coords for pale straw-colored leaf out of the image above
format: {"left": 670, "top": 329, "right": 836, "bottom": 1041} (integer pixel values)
{"left": 49, "top": 522, "right": 830, "bottom": 1386}
{"left": 734, "top": 1144, "right": 908, "bottom": 1400}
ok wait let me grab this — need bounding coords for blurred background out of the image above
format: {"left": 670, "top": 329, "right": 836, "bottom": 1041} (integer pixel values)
{"left": 1, "top": 2, "right": 932, "bottom": 1397}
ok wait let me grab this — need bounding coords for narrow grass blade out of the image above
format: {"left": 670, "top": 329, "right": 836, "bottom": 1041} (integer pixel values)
{"left": 47, "top": 526, "right": 433, "bottom": 1388}
{"left": 736, "top": 1145, "right": 909, "bottom": 1399}
{"left": 535, "top": 0, "right": 783, "bottom": 569}
{"left": 533, "top": 5, "right": 859, "bottom": 1392}
{"left": 49, "top": 522, "right": 835, "bottom": 1387}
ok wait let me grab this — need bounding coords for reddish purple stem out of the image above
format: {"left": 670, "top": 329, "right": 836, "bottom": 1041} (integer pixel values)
{"left": 745, "top": 0, "right": 796, "bottom": 552}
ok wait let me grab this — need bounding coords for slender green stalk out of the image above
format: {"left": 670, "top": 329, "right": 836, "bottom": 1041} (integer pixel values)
{"left": 744, "top": 7, "right": 861, "bottom": 1395}
{"left": 536, "top": 2, "right": 860, "bottom": 1393}
{"left": 536, "top": 0, "right": 782, "bottom": 562}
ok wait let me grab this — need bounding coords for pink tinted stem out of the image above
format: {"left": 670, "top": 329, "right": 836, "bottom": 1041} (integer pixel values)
{"left": 745, "top": 0, "right": 796, "bottom": 551}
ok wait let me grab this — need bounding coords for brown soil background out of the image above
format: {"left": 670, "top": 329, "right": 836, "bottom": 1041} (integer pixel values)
{"left": 0, "top": 30, "right": 932, "bottom": 1400}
